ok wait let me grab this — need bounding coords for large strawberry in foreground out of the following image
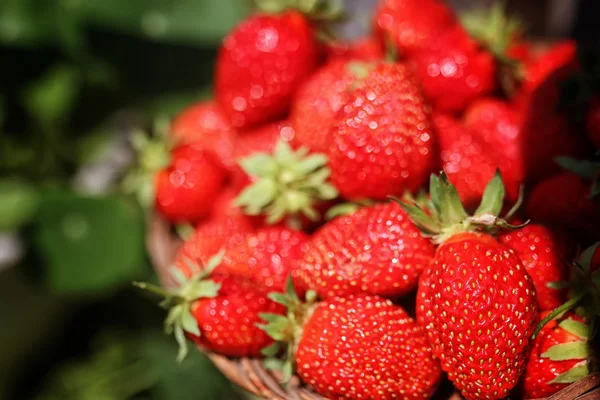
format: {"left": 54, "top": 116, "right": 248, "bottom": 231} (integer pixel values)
{"left": 401, "top": 172, "right": 538, "bottom": 400}
{"left": 328, "top": 61, "right": 435, "bottom": 200}
{"left": 260, "top": 289, "right": 442, "bottom": 399}
{"left": 298, "top": 201, "right": 434, "bottom": 299}
{"left": 215, "top": 10, "right": 319, "bottom": 129}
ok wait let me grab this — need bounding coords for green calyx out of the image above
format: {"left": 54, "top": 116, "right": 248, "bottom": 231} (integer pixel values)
{"left": 460, "top": 1, "right": 524, "bottom": 65}
{"left": 235, "top": 140, "right": 338, "bottom": 227}
{"left": 122, "top": 119, "right": 172, "bottom": 209}
{"left": 396, "top": 170, "right": 525, "bottom": 244}
{"left": 257, "top": 278, "right": 317, "bottom": 383}
{"left": 555, "top": 157, "right": 600, "bottom": 200}
{"left": 253, "top": 0, "right": 345, "bottom": 23}
{"left": 133, "top": 250, "right": 225, "bottom": 362}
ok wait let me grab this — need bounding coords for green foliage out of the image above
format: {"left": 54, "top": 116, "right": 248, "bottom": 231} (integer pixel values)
{"left": 0, "top": 179, "right": 39, "bottom": 231}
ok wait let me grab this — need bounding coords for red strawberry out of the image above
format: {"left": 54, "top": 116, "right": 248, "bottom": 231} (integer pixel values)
{"left": 135, "top": 253, "right": 284, "bottom": 360}
{"left": 526, "top": 172, "right": 600, "bottom": 245}
{"left": 324, "top": 36, "right": 385, "bottom": 61}
{"left": 434, "top": 113, "right": 516, "bottom": 208}
{"left": 155, "top": 143, "right": 226, "bottom": 223}
{"left": 298, "top": 201, "right": 434, "bottom": 299}
{"left": 374, "top": 0, "right": 455, "bottom": 56}
{"left": 170, "top": 101, "right": 237, "bottom": 170}
{"left": 523, "top": 312, "right": 592, "bottom": 399}
{"left": 515, "top": 41, "right": 586, "bottom": 180}
{"left": 215, "top": 11, "right": 318, "bottom": 129}
{"left": 402, "top": 173, "right": 538, "bottom": 400}
{"left": 221, "top": 226, "right": 309, "bottom": 292}
{"left": 290, "top": 59, "right": 355, "bottom": 153}
{"left": 231, "top": 120, "right": 295, "bottom": 191}
{"left": 499, "top": 224, "right": 574, "bottom": 311}
{"left": 328, "top": 61, "right": 435, "bottom": 200}
{"left": 586, "top": 97, "right": 600, "bottom": 148}
{"left": 261, "top": 293, "right": 442, "bottom": 399}
{"left": 410, "top": 25, "right": 496, "bottom": 112}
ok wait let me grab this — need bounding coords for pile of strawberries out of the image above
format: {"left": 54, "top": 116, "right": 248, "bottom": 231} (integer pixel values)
{"left": 132, "top": 0, "right": 600, "bottom": 399}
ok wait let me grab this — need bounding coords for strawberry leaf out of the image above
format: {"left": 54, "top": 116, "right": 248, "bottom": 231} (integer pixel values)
{"left": 263, "top": 357, "right": 285, "bottom": 372}
{"left": 180, "top": 307, "right": 200, "bottom": 337}
{"left": 475, "top": 170, "right": 505, "bottom": 216}
{"left": 555, "top": 157, "right": 600, "bottom": 180}
{"left": 429, "top": 173, "right": 443, "bottom": 215}
{"left": 203, "top": 249, "right": 225, "bottom": 275}
{"left": 549, "top": 363, "right": 590, "bottom": 384}
{"left": 559, "top": 319, "right": 589, "bottom": 339}
{"left": 438, "top": 173, "right": 468, "bottom": 225}
{"left": 547, "top": 280, "right": 572, "bottom": 290}
{"left": 186, "top": 280, "right": 221, "bottom": 300}
{"left": 174, "top": 324, "right": 189, "bottom": 363}
{"left": 579, "top": 242, "right": 600, "bottom": 274}
{"left": 541, "top": 341, "right": 589, "bottom": 361}
{"left": 261, "top": 342, "right": 281, "bottom": 357}
{"left": 395, "top": 199, "right": 440, "bottom": 235}
{"left": 282, "top": 359, "right": 293, "bottom": 383}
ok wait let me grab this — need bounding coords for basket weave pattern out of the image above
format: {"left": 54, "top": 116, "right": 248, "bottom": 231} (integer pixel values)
{"left": 147, "top": 215, "right": 600, "bottom": 400}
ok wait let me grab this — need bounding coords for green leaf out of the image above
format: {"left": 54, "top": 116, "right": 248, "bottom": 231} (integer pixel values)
{"left": 579, "top": 242, "right": 600, "bottom": 273}
{"left": 263, "top": 358, "right": 285, "bottom": 372}
{"left": 234, "top": 179, "right": 278, "bottom": 211}
{"left": 325, "top": 202, "right": 361, "bottom": 220}
{"left": 204, "top": 249, "right": 225, "bottom": 274}
{"left": 429, "top": 173, "right": 443, "bottom": 215}
{"left": 258, "top": 313, "right": 288, "bottom": 324}
{"left": 475, "top": 170, "right": 505, "bottom": 216}
{"left": 286, "top": 276, "right": 299, "bottom": 302}
{"left": 0, "top": 179, "right": 40, "bottom": 231}
{"left": 33, "top": 191, "right": 145, "bottom": 295}
{"left": 187, "top": 280, "right": 221, "bottom": 300}
{"left": 438, "top": 173, "right": 468, "bottom": 225}
{"left": 395, "top": 199, "right": 440, "bottom": 234}
{"left": 555, "top": 157, "right": 600, "bottom": 180}
{"left": 547, "top": 280, "right": 572, "bottom": 290}
{"left": 305, "top": 290, "right": 317, "bottom": 303}
{"left": 541, "top": 341, "right": 589, "bottom": 361}
{"left": 295, "top": 154, "right": 328, "bottom": 174}
{"left": 267, "top": 293, "right": 291, "bottom": 307}
{"left": 559, "top": 319, "right": 589, "bottom": 339}
{"left": 549, "top": 363, "right": 590, "bottom": 384}
{"left": 180, "top": 307, "right": 200, "bottom": 337}
{"left": 261, "top": 342, "right": 281, "bottom": 357}
{"left": 239, "top": 154, "right": 279, "bottom": 178}
{"left": 282, "top": 360, "right": 293, "bottom": 382}
{"left": 174, "top": 325, "right": 189, "bottom": 363}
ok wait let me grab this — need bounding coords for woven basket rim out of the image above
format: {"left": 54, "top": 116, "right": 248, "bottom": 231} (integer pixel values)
{"left": 146, "top": 214, "right": 600, "bottom": 400}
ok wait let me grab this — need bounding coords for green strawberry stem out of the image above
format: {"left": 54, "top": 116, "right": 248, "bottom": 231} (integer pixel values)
{"left": 235, "top": 139, "right": 338, "bottom": 227}
{"left": 397, "top": 170, "right": 524, "bottom": 244}
{"left": 532, "top": 293, "right": 587, "bottom": 339}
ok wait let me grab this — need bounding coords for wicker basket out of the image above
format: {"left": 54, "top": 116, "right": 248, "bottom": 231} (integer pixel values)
{"left": 146, "top": 215, "right": 600, "bottom": 400}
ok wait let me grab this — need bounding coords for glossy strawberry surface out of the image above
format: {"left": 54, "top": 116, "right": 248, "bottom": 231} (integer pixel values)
{"left": 296, "top": 294, "right": 442, "bottom": 400}
{"left": 215, "top": 11, "right": 318, "bottom": 129}
{"left": 299, "top": 201, "right": 434, "bottom": 299}
{"left": 155, "top": 144, "right": 226, "bottom": 223}
{"left": 417, "top": 233, "right": 538, "bottom": 400}
{"left": 328, "top": 62, "right": 435, "bottom": 200}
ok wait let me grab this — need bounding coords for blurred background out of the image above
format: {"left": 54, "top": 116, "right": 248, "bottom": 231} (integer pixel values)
{"left": 0, "top": 0, "right": 598, "bottom": 399}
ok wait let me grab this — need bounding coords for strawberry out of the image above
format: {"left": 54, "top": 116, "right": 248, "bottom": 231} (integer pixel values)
{"left": 154, "top": 143, "right": 226, "bottom": 223}
{"left": 515, "top": 41, "right": 586, "bottom": 180}
{"left": 499, "top": 224, "right": 574, "bottom": 311}
{"left": 586, "top": 97, "right": 600, "bottom": 148}
{"left": 290, "top": 59, "right": 355, "bottom": 153}
{"left": 234, "top": 139, "right": 338, "bottom": 227}
{"left": 215, "top": 11, "right": 319, "bottom": 129}
{"left": 135, "top": 252, "right": 284, "bottom": 360}
{"left": 230, "top": 120, "right": 295, "bottom": 191}
{"left": 323, "top": 36, "right": 385, "bottom": 61}
{"left": 170, "top": 101, "right": 237, "bottom": 170}
{"left": 409, "top": 25, "right": 496, "bottom": 112}
{"left": 523, "top": 312, "right": 593, "bottom": 399}
{"left": 374, "top": 0, "right": 455, "bottom": 57}
{"left": 298, "top": 201, "right": 434, "bottom": 299}
{"left": 260, "top": 292, "right": 442, "bottom": 399}
{"left": 433, "top": 113, "right": 518, "bottom": 209}
{"left": 401, "top": 172, "right": 538, "bottom": 400}
{"left": 328, "top": 61, "right": 435, "bottom": 200}
{"left": 526, "top": 172, "right": 600, "bottom": 245}
{"left": 221, "top": 226, "right": 309, "bottom": 292}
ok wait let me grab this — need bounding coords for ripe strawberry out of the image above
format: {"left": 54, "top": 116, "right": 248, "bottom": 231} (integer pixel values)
{"left": 401, "top": 172, "right": 538, "bottom": 400}
{"left": 234, "top": 139, "right": 338, "bottom": 227}
{"left": 155, "top": 143, "right": 226, "bottom": 223}
{"left": 409, "top": 25, "right": 496, "bottom": 112}
{"left": 215, "top": 11, "right": 318, "bottom": 129}
{"left": 586, "top": 97, "right": 600, "bottom": 148}
{"left": 298, "top": 201, "right": 434, "bottom": 299}
{"left": 170, "top": 101, "right": 237, "bottom": 170}
{"left": 515, "top": 41, "right": 586, "bottom": 180}
{"left": 526, "top": 172, "right": 600, "bottom": 245}
{"left": 328, "top": 61, "right": 435, "bottom": 200}
{"left": 374, "top": 0, "right": 455, "bottom": 56}
{"left": 433, "top": 113, "right": 518, "bottom": 209}
{"left": 261, "top": 292, "right": 442, "bottom": 399}
{"left": 523, "top": 312, "right": 592, "bottom": 399}
{"left": 221, "top": 226, "right": 309, "bottom": 292}
{"left": 499, "top": 224, "right": 574, "bottom": 311}
{"left": 230, "top": 120, "right": 295, "bottom": 191}
{"left": 323, "top": 36, "right": 385, "bottom": 61}
{"left": 290, "top": 59, "right": 355, "bottom": 153}
{"left": 135, "top": 253, "right": 284, "bottom": 360}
